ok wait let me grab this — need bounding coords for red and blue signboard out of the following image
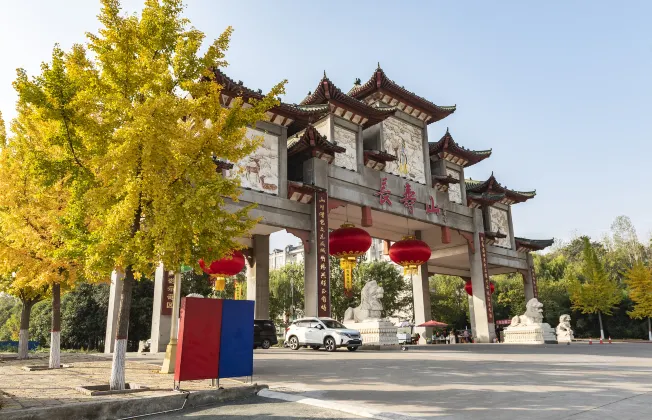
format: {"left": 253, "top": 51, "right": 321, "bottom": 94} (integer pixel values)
{"left": 174, "top": 297, "right": 254, "bottom": 383}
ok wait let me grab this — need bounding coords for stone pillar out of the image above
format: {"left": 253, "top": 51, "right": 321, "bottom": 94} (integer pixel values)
{"left": 160, "top": 271, "right": 181, "bottom": 374}
{"left": 467, "top": 210, "right": 496, "bottom": 343}
{"left": 104, "top": 269, "right": 124, "bottom": 354}
{"left": 521, "top": 253, "right": 537, "bottom": 302}
{"left": 277, "top": 126, "right": 288, "bottom": 199}
{"left": 150, "top": 264, "right": 172, "bottom": 353}
{"left": 412, "top": 231, "right": 432, "bottom": 344}
{"left": 463, "top": 277, "right": 478, "bottom": 340}
{"left": 421, "top": 125, "right": 431, "bottom": 182}
{"left": 246, "top": 234, "right": 270, "bottom": 319}
{"left": 303, "top": 157, "right": 330, "bottom": 317}
{"left": 507, "top": 206, "right": 516, "bottom": 250}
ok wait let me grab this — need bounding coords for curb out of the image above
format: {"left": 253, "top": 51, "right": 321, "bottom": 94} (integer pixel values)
{"left": 2, "top": 384, "right": 267, "bottom": 420}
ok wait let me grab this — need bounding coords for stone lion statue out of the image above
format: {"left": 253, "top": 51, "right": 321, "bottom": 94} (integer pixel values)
{"left": 344, "top": 281, "right": 384, "bottom": 323}
{"left": 556, "top": 314, "right": 574, "bottom": 341}
{"left": 511, "top": 298, "right": 544, "bottom": 326}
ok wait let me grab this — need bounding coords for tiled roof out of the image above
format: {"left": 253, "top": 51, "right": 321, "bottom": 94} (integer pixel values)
{"left": 429, "top": 129, "right": 492, "bottom": 167}
{"left": 466, "top": 173, "right": 536, "bottom": 203}
{"left": 514, "top": 237, "right": 554, "bottom": 251}
{"left": 348, "top": 65, "right": 456, "bottom": 123}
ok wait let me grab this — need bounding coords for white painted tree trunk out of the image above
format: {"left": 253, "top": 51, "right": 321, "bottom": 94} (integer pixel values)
{"left": 49, "top": 331, "right": 60, "bottom": 369}
{"left": 598, "top": 311, "right": 605, "bottom": 340}
{"left": 110, "top": 339, "right": 127, "bottom": 390}
{"left": 18, "top": 329, "right": 29, "bottom": 359}
{"left": 648, "top": 318, "right": 651, "bottom": 342}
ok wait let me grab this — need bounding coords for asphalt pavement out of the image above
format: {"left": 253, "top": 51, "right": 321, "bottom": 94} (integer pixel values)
{"left": 149, "top": 395, "right": 363, "bottom": 419}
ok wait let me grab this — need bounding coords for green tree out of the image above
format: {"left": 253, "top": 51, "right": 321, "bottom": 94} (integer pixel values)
{"left": 568, "top": 238, "right": 623, "bottom": 340}
{"left": 624, "top": 262, "right": 652, "bottom": 341}
{"left": 12, "top": 0, "right": 286, "bottom": 389}
{"left": 429, "top": 275, "right": 468, "bottom": 330}
{"left": 269, "top": 263, "right": 304, "bottom": 324}
{"left": 330, "top": 258, "right": 411, "bottom": 321}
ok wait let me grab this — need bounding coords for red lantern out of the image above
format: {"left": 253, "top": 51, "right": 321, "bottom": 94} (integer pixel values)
{"left": 329, "top": 223, "right": 372, "bottom": 292}
{"left": 199, "top": 250, "right": 246, "bottom": 291}
{"left": 389, "top": 235, "right": 431, "bottom": 275}
{"left": 464, "top": 279, "right": 495, "bottom": 296}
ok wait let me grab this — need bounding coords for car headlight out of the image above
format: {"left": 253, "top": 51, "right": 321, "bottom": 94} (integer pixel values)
{"left": 341, "top": 333, "right": 352, "bottom": 338}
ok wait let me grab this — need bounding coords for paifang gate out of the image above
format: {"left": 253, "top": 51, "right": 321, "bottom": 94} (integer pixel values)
{"left": 103, "top": 65, "right": 553, "bottom": 350}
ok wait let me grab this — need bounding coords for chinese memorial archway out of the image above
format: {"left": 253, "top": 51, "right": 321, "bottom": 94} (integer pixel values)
{"left": 199, "top": 250, "right": 246, "bottom": 292}
{"left": 389, "top": 235, "right": 431, "bottom": 275}
{"left": 329, "top": 223, "right": 372, "bottom": 292}
{"left": 464, "top": 279, "right": 495, "bottom": 295}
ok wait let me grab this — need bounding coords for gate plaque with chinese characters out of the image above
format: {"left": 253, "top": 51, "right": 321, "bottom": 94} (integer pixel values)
{"left": 478, "top": 233, "right": 494, "bottom": 323}
{"left": 161, "top": 271, "right": 174, "bottom": 315}
{"left": 316, "top": 191, "right": 330, "bottom": 317}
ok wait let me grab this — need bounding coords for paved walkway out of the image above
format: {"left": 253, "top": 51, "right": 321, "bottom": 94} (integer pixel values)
{"left": 0, "top": 352, "right": 246, "bottom": 412}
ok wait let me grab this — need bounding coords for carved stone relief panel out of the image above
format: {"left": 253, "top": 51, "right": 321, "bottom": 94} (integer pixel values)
{"left": 489, "top": 206, "right": 511, "bottom": 248}
{"left": 382, "top": 117, "right": 425, "bottom": 184}
{"left": 233, "top": 127, "right": 279, "bottom": 194}
{"left": 446, "top": 168, "right": 462, "bottom": 204}
{"left": 333, "top": 124, "right": 357, "bottom": 171}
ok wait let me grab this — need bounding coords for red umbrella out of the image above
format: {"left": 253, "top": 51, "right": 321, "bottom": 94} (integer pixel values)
{"left": 417, "top": 320, "right": 448, "bottom": 328}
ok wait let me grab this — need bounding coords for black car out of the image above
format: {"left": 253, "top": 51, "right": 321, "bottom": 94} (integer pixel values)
{"left": 253, "top": 319, "right": 278, "bottom": 349}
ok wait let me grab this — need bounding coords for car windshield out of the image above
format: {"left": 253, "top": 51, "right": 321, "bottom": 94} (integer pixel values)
{"left": 321, "top": 320, "right": 346, "bottom": 329}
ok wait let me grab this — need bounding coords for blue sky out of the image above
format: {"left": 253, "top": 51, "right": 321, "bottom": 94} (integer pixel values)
{"left": 1, "top": 1, "right": 650, "bottom": 251}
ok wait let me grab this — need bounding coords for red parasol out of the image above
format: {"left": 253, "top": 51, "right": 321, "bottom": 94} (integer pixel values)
{"left": 417, "top": 320, "right": 448, "bottom": 328}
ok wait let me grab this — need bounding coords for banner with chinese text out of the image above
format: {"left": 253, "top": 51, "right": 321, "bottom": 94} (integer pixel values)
{"left": 316, "top": 191, "right": 330, "bottom": 317}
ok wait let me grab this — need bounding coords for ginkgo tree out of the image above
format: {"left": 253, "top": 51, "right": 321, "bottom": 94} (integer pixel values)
{"left": 568, "top": 238, "right": 622, "bottom": 340}
{"left": 30, "top": 0, "right": 285, "bottom": 390}
{"left": 624, "top": 262, "right": 652, "bottom": 341}
{"left": 0, "top": 111, "right": 81, "bottom": 365}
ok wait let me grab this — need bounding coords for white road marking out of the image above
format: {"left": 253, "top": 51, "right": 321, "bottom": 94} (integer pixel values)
{"left": 258, "top": 388, "right": 425, "bottom": 420}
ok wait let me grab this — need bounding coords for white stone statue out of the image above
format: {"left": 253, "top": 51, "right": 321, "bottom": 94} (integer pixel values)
{"left": 186, "top": 293, "right": 204, "bottom": 298}
{"left": 511, "top": 298, "right": 544, "bottom": 326}
{"left": 556, "top": 314, "right": 574, "bottom": 343}
{"left": 344, "top": 280, "right": 384, "bottom": 323}
{"left": 504, "top": 298, "right": 557, "bottom": 344}
{"left": 343, "top": 281, "right": 398, "bottom": 349}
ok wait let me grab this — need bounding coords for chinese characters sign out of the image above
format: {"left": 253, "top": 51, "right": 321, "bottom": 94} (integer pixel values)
{"left": 399, "top": 183, "right": 417, "bottom": 214}
{"left": 316, "top": 191, "right": 330, "bottom": 317}
{"left": 161, "top": 271, "right": 174, "bottom": 315}
{"left": 426, "top": 196, "right": 441, "bottom": 215}
{"left": 374, "top": 177, "right": 392, "bottom": 205}
{"left": 478, "top": 233, "right": 494, "bottom": 323}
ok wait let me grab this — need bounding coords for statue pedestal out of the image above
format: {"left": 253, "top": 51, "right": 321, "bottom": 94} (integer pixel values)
{"left": 504, "top": 323, "right": 557, "bottom": 344}
{"left": 556, "top": 332, "right": 573, "bottom": 343}
{"left": 344, "top": 319, "right": 399, "bottom": 350}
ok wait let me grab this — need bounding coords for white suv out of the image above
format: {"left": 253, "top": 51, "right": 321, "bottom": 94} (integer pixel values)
{"left": 285, "top": 317, "right": 362, "bottom": 352}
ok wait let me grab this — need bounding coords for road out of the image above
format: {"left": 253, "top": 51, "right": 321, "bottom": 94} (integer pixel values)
{"left": 250, "top": 343, "right": 652, "bottom": 419}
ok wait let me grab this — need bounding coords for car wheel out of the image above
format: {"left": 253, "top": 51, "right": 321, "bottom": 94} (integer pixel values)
{"left": 311, "top": 345, "right": 320, "bottom": 350}
{"left": 288, "top": 336, "right": 300, "bottom": 350}
{"left": 261, "top": 339, "right": 271, "bottom": 350}
{"left": 324, "top": 337, "right": 337, "bottom": 352}
{"left": 347, "top": 346, "right": 358, "bottom": 352}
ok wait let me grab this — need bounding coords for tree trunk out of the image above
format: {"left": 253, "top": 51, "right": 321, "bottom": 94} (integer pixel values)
{"left": 598, "top": 311, "right": 605, "bottom": 340}
{"left": 648, "top": 317, "right": 651, "bottom": 342}
{"left": 109, "top": 266, "right": 135, "bottom": 390}
{"left": 49, "top": 283, "right": 61, "bottom": 369}
{"left": 18, "top": 301, "right": 34, "bottom": 359}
